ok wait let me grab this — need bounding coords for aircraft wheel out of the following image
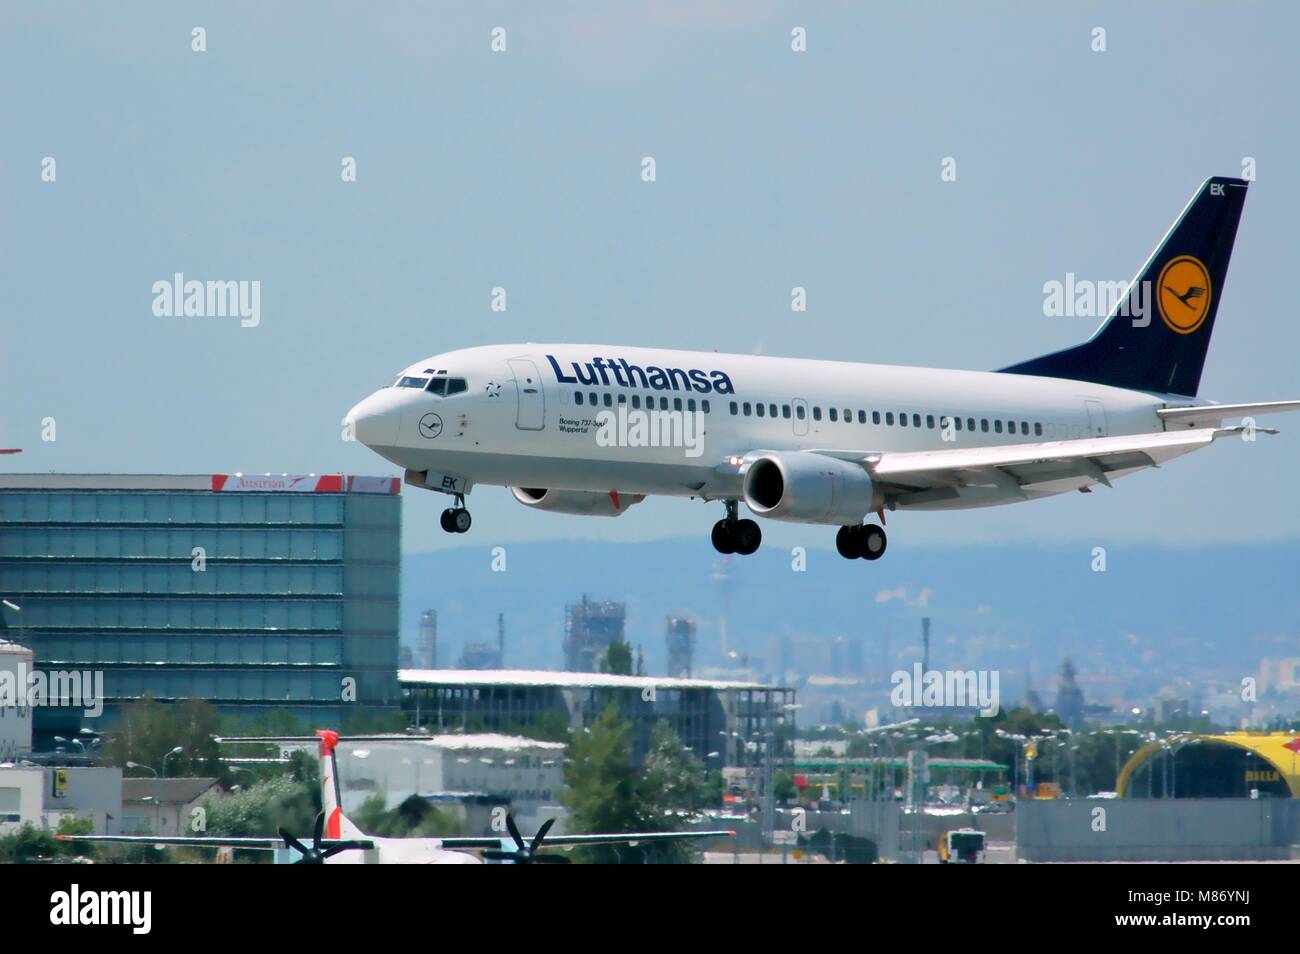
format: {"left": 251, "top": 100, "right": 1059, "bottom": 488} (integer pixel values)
{"left": 452, "top": 508, "right": 472, "bottom": 533}
{"left": 440, "top": 508, "right": 458, "bottom": 533}
{"left": 860, "top": 524, "right": 887, "bottom": 560}
{"left": 711, "top": 520, "right": 736, "bottom": 554}
{"left": 836, "top": 526, "right": 860, "bottom": 560}
{"left": 734, "top": 519, "right": 762, "bottom": 556}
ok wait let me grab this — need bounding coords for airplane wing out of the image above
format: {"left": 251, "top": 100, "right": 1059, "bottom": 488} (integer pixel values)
{"left": 439, "top": 829, "right": 735, "bottom": 849}
{"left": 862, "top": 426, "right": 1257, "bottom": 506}
{"left": 55, "top": 834, "right": 375, "bottom": 851}
{"left": 519, "top": 829, "right": 735, "bottom": 847}
{"left": 1156, "top": 400, "right": 1300, "bottom": 429}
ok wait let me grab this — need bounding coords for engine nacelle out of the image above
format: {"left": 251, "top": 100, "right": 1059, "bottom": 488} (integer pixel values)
{"left": 510, "top": 487, "right": 645, "bottom": 517}
{"left": 742, "top": 451, "right": 879, "bottom": 525}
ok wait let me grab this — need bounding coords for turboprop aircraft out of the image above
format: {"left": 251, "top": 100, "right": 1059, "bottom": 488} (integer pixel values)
{"left": 58, "top": 730, "right": 734, "bottom": 864}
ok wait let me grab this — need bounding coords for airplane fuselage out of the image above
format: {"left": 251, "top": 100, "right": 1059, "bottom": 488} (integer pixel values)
{"left": 347, "top": 343, "right": 1181, "bottom": 512}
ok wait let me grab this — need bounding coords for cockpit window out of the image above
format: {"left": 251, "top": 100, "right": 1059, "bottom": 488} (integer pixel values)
{"left": 426, "top": 376, "right": 467, "bottom": 397}
{"left": 397, "top": 376, "right": 429, "bottom": 389}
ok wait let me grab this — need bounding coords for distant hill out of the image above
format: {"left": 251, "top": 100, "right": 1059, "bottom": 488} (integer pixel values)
{"left": 401, "top": 539, "right": 1300, "bottom": 697}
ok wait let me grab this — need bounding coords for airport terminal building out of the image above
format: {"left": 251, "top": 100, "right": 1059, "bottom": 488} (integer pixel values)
{"left": 0, "top": 474, "right": 402, "bottom": 740}
{"left": 400, "top": 668, "right": 796, "bottom": 769}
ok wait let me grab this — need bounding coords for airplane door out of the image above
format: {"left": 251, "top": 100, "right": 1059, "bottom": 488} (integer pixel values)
{"left": 508, "top": 358, "right": 546, "bottom": 430}
{"left": 1084, "top": 399, "right": 1107, "bottom": 438}
{"left": 792, "top": 398, "right": 809, "bottom": 437}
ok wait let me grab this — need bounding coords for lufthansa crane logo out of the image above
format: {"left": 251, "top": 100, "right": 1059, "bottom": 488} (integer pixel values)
{"left": 1157, "top": 255, "right": 1211, "bottom": 335}
{"left": 418, "top": 413, "right": 443, "bottom": 439}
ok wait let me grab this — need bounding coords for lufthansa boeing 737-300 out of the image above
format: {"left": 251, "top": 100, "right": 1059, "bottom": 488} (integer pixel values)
{"left": 345, "top": 176, "right": 1299, "bottom": 562}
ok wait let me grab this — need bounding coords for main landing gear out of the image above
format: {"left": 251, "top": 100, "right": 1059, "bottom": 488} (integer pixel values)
{"left": 836, "top": 523, "right": 886, "bottom": 561}
{"left": 711, "top": 500, "right": 761, "bottom": 556}
{"left": 439, "top": 494, "right": 472, "bottom": 534}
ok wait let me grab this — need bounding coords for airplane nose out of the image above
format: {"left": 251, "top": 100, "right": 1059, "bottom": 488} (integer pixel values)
{"left": 346, "top": 390, "right": 404, "bottom": 447}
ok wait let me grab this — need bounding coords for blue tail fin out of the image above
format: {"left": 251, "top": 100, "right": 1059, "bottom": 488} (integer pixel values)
{"left": 1000, "top": 176, "right": 1248, "bottom": 397}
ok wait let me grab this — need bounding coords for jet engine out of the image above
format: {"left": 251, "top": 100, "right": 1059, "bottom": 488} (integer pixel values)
{"left": 742, "top": 451, "right": 879, "bottom": 525}
{"left": 509, "top": 487, "right": 645, "bottom": 517}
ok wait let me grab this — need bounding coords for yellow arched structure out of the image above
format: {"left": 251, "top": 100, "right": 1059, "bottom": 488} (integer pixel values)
{"left": 1116, "top": 732, "right": 1300, "bottom": 798}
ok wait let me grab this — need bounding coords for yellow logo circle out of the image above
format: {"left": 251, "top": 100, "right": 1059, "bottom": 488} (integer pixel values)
{"left": 1157, "top": 255, "right": 1212, "bottom": 335}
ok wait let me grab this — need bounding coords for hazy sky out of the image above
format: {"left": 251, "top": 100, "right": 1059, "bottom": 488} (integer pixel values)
{"left": 4, "top": 2, "right": 1299, "bottom": 553}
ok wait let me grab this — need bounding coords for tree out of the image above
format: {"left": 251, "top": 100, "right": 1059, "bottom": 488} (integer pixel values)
{"left": 773, "top": 770, "right": 796, "bottom": 803}
{"left": 639, "top": 721, "right": 705, "bottom": 814}
{"left": 561, "top": 703, "right": 650, "bottom": 862}
{"left": 103, "top": 696, "right": 222, "bottom": 778}
{"left": 202, "top": 774, "right": 319, "bottom": 858}
{"left": 354, "top": 794, "right": 463, "bottom": 838}
{"left": 0, "top": 817, "right": 97, "bottom": 863}
{"left": 600, "top": 640, "right": 634, "bottom": 676}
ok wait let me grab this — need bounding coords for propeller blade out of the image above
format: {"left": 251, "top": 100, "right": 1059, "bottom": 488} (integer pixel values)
{"left": 505, "top": 813, "right": 525, "bottom": 852}
{"left": 312, "top": 811, "right": 326, "bottom": 850}
{"left": 481, "top": 849, "right": 519, "bottom": 862}
{"left": 278, "top": 827, "right": 308, "bottom": 855}
{"left": 530, "top": 817, "right": 556, "bottom": 854}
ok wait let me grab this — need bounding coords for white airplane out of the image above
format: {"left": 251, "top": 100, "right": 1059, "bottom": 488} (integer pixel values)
{"left": 346, "top": 176, "right": 1298, "bottom": 561}
{"left": 60, "top": 730, "right": 734, "bottom": 864}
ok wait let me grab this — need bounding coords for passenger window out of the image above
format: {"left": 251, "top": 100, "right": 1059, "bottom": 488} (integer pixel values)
{"left": 1034, "top": 422, "right": 1042, "bottom": 436}
{"left": 730, "top": 401, "right": 738, "bottom": 415}
{"left": 843, "top": 409, "right": 851, "bottom": 422}
{"left": 1019, "top": 421, "right": 1027, "bottom": 434}
{"left": 900, "top": 413, "right": 908, "bottom": 427}
{"left": 687, "top": 398, "right": 696, "bottom": 412}
{"left": 603, "top": 393, "right": 612, "bottom": 408}
{"left": 872, "top": 411, "right": 881, "bottom": 425}
{"left": 756, "top": 403, "right": 765, "bottom": 417}
{"left": 703, "top": 400, "right": 711, "bottom": 414}
{"left": 828, "top": 408, "right": 837, "bottom": 422}
{"left": 674, "top": 398, "right": 683, "bottom": 411}
{"left": 743, "top": 402, "right": 752, "bottom": 416}
{"left": 618, "top": 394, "right": 627, "bottom": 404}
{"left": 913, "top": 414, "right": 921, "bottom": 428}
{"left": 994, "top": 420, "right": 1002, "bottom": 433}
{"left": 813, "top": 407, "right": 822, "bottom": 421}
{"left": 632, "top": 395, "right": 640, "bottom": 409}
{"left": 858, "top": 410, "right": 867, "bottom": 424}
{"left": 796, "top": 405, "right": 806, "bottom": 420}
{"left": 660, "top": 397, "right": 669, "bottom": 411}
{"left": 981, "top": 419, "right": 989, "bottom": 432}
{"left": 967, "top": 418, "right": 975, "bottom": 432}
{"left": 575, "top": 392, "right": 584, "bottom": 406}
{"left": 926, "top": 415, "right": 935, "bottom": 429}
{"left": 589, "top": 392, "right": 597, "bottom": 406}
{"left": 782, "top": 405, "right": 791, "bottom": 419}
{"left": 885, "top": 412, "right": 894, "bottom": 425}
{"left": 770, "top": 404, "right": 778, "bottom": 418}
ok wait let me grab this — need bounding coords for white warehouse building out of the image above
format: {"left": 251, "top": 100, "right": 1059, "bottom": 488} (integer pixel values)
{"left": 0, "top": 639, "right": 34, "bottom": 760}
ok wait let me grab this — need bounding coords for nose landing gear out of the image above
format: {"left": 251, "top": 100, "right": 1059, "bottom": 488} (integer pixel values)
{"left": 836, "top": 523, "right": 887, "bottom": 560}
{"left": 440, "top": 494, "right": 472, "bottom": 534}
{"left": 711, "top": 500, "right": 761, "bottom": 555}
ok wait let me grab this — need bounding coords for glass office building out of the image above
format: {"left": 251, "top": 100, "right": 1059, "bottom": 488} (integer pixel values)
{"left": 0, "top": 474, "right": 401, "bottom": 739}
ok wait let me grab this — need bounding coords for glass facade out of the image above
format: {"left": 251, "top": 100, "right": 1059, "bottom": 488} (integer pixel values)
{"left": 0, "top": 476, "right": 401, "bottom": 735}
